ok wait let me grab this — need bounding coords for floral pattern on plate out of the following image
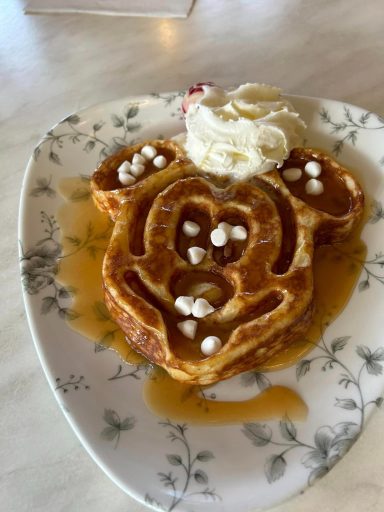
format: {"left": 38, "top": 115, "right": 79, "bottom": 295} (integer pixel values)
{"left": 19, "top": 93, "right": 384, "bottom": 511}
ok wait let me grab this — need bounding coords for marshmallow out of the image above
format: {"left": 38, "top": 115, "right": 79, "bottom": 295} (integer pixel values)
{"left": 177, "top": 320, "right": 198, "bottom": 339}
{"left": 201, "top": 336, "right": 222, "bottom": 356}
{"left": 117, "top": 160, "right": 131, "bottom": 174}
{"left": 141, "top": 145, "right": 157, "bottom": 161}
{"left": 187, "top": 247, "right": 206, "bottom": 265}
{"left": 132, "top": 153, "right": 146, "bottom": 165}
{"left": 305, "top": 161, "right": 322, "bottom": 178}
{"left": 192, "top": 298, "right": 215, "bottom": 318}
{"left": 130, "top": 163, "right": 146, "bottom": 177}
{"left": 230, "top": 225, "right": 247, "bottom": 241}
{"left": 175, "top": 296, "right": 194, "bottom": 316}
{"left": 182, "top": 220, "right": 200, "bottom": 237}
{"left": 305, "top": 178, "right": 324, "bottom": 195}
{"left": 211, "top": 228, "right": 229, "bottom": 247}
{"left": 153, "top": 155, "right": 167, "bottom": 169}
{"left": 282, "top": 167, "right": 302, "bottom": 182}
{"left": 218, "top": 221, "right": 233, "bottom": 236}
{"left": 119, "top": 173, "right": 136, "bottom": 186}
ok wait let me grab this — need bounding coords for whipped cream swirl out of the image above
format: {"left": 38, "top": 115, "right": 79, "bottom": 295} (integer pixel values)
{"left": 182, "top": 83, "right": 306, "bottom": 181}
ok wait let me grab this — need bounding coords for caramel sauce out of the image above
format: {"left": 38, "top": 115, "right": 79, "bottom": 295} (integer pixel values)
{"left": 260, "top": 233, "right": 366, "bottom": 370}
{"left": 280, "top": 157, "right": 352, "bottom": 216}
{"left": 56, "top": 178, "right": 144, "bottom": 364}
{"left": 56, "top": 177, "right": 366, "bottom": 424}
{"left": 143, "top": 371, "right": 308, "bottom": 424}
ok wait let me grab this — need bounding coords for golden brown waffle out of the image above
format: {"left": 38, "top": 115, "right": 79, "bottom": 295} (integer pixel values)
{"left": 91, "top": 142, "right": 364, "bottom": 385}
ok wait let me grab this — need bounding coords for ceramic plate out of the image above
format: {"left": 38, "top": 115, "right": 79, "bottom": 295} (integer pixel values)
{"left": 19, "top": 92, "right": 384, "bottom": 512}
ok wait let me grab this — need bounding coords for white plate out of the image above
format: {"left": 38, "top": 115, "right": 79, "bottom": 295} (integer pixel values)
{"left": 19, "top": 92, "right": 384, "bottom": 511}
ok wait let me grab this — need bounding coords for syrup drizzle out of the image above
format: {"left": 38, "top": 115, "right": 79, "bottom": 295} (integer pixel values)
{"left": 143, "top": 371, "right": 308, "bottom": 425}
{"left": 56, "top": 177, "right": 366, "bottom": 424}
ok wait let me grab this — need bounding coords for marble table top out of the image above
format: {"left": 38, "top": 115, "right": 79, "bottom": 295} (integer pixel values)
{"left": 2, "top": 0, "right": 384, "bottom": 510}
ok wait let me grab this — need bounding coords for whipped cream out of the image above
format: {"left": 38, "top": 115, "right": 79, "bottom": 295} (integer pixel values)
{"left": 181, "top": 83, "right": 306, "bottom": 181}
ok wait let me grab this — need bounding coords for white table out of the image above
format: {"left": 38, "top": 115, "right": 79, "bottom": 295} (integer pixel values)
{"left": 2, "top": 1, "right": 384, "bottom": 510}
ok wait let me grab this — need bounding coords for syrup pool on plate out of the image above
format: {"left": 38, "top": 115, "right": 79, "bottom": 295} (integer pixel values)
{"left": 56, "top": 177, "right": 145, "bottom": 364}
{"left": 55, "top": 177, "right": 367, "bottom": 424}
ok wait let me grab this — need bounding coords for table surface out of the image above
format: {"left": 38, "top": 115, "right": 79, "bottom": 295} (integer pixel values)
{"left": 2, "top": 1, "right": 384, "bottom": 511}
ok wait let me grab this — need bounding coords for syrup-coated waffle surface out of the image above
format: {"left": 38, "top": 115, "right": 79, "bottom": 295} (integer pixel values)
{"left": 91, "top": 142, "right": 364, "bottom": 385}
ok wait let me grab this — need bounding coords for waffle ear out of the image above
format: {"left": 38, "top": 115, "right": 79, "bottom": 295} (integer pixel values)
{"left": 91, "top": 140, "right": 187, "bottom": 220}
{"left": 273, "top": 148, "right": 364, "bottom": 244}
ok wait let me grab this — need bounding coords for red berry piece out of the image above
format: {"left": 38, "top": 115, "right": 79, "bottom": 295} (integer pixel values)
{"left": 182, "top": 82, "right": 216, "bottom": 114}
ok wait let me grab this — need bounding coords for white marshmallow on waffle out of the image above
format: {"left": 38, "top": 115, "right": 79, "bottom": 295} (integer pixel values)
{"left": 229, "top": 225, "right": 247, "bottom": 241}
{"left": 117, "top": 160, "right": 131, "bottom": 174}
{"left": 210, "top": 228, "right": 229, "bottom": 247}
{"left": 132, "top": 153, "right": 146, "bottom": 165}
{"left": 201, "top": 336, "right": 222, "bottom": 356}
{"left": 305, "top": 161, "right": 322, "bottom": 178}
{"left": 141, "top": 145, "right": 157, "bottom": 160}
{"left": 174, "top": 296, "right": 194, "bottom": 316}
{"left": 177, "top": 320, "right": 198, "bottom": 339}
{"left": 182, "top": 220, "right": 200, "bottom": 237}
{"left": 187, "top": 247, "right": 206, "bottom": 265}
{"left": 118, "top": 172, "right": 136, "bottom": 186}
{"left": 153, "top": 155, "right": 167, "bottom": 169}
{"left": 130, "top": 163, "right": 146, "bottom": 177}
{"left": 305, "top": 178, "right": 324, "bottom": 195}
{"left": 192, "top": 298, "right": 214, "bottom": 318}
{"left": 282, "top": 167, "right": 302, "bottom": 182}
{"left": 218, "top": 221, "right": 233, "bottom": 236}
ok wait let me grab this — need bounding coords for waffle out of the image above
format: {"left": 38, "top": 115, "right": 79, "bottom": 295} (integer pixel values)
{"left": 91, "top": 142, "right": 364, "bottom": 385}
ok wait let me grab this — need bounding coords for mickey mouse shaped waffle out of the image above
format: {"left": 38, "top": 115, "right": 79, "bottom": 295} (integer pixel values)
{"left": 91, "top": 83, "right": 364, "bottom": 385}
